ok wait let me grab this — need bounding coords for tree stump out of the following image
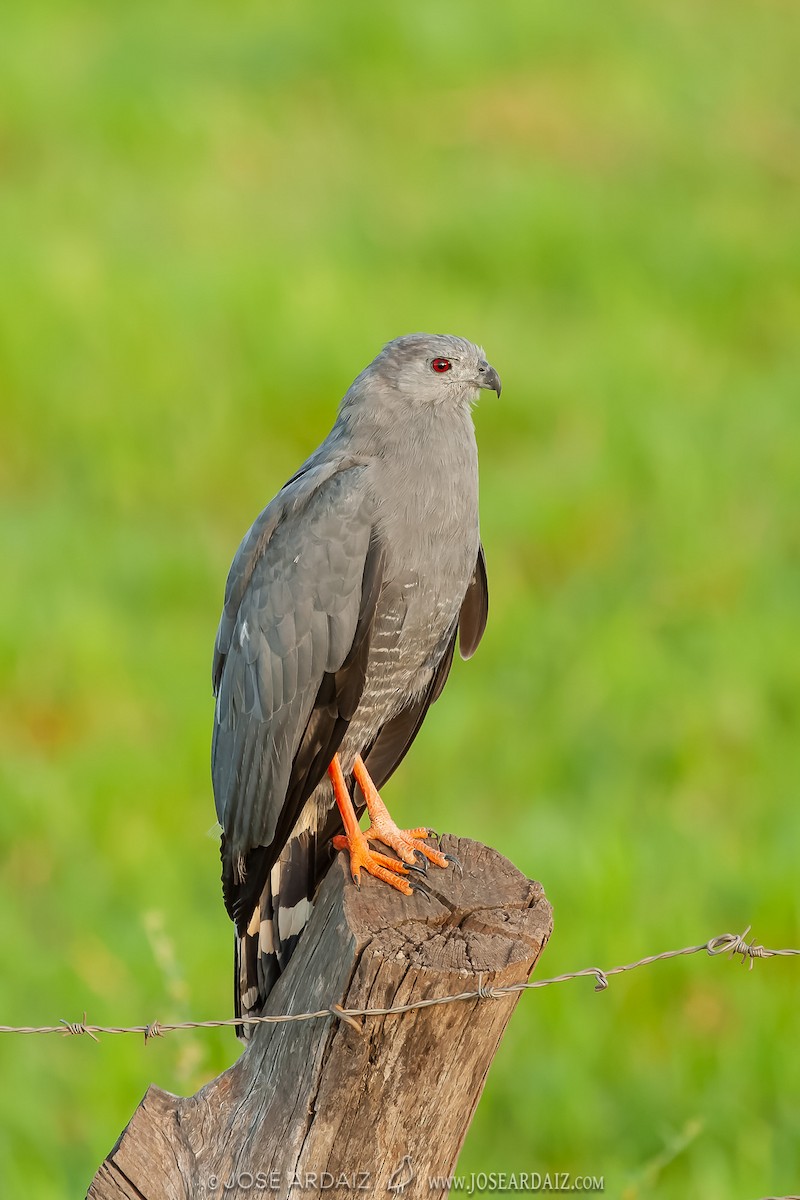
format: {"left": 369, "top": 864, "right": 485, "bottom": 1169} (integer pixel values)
{"left": 88, "top": 836, "right": 553, "bottom": 1200}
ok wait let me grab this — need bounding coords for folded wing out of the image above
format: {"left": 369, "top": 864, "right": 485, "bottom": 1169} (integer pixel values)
{"left": 211, "top": 461, "right": 384, "bottom": 932}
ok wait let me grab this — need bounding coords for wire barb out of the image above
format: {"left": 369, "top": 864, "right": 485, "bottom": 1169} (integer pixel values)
{"left": 1, "top": 927, "right": 796, "bottom": 1041}
{"left": 59, "top": 1012, "right": 99, "bottom": 1042}
{"left": 476, "top": 975, "right": 499, "bottom": 1000}
{"left": 706, "top": 925, "right": 770, "bottom": 969}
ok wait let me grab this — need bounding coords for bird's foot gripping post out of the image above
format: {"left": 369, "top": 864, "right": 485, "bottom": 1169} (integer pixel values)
{"left": 328, "top": 754, "right": 453, "bottom": 895}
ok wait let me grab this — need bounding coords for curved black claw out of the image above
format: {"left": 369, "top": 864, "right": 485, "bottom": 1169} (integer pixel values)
{"left": 424, "top": 827, "right": 440, "bottom": 843}
{"left": 444, "top": 853, "right": 463, "bottom": 877}
{"left": 412, "top": 848, "right": 430, "bottom": 873}
{"left": 409, "top": 875, "right": 433, "bottom": 903}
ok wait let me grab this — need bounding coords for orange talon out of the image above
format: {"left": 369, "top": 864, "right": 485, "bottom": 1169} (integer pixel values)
{"left": 352, "top": 754, "right": 452, "bottom": 870}
{"left": 331, "top": 832, "right": 413, "bottom": 893}
{"left": 328, "top": 756, "right": 414, "bottom": 895}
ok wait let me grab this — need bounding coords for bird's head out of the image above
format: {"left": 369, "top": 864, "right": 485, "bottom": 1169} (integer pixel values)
{"left": 345, "top": 333, "right": 501, "bottom": 416}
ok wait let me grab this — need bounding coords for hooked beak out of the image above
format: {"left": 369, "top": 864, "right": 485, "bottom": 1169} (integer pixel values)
{"left": 476, "top": 360, "right": 502, "bottom": 397}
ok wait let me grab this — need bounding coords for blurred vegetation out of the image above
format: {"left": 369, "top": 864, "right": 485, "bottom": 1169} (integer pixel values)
{"left": 1, "top": 1, "right": 799, "bottom": 1196}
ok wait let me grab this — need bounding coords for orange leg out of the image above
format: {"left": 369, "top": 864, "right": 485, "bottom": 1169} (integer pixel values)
{"left": 328, "top": 755, "right": 414, "bottom": 895}
{"left": 352, "top": 754, "right": 452, "bottom": 870}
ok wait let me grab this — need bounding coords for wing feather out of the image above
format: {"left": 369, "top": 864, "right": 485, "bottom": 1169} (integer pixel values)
{"left": 458, "top": 542, "right": 488, "bottom": 660}
{"left": 212, "top": 462, "right": 384, "bottom": 931}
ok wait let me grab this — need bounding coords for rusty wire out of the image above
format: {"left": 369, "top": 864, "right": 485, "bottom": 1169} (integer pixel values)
{"left": 0, "top": 926, "right": 796, "bottom": 1043}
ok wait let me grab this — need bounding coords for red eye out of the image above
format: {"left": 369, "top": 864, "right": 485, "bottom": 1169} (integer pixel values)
{"left": 431, "top": 358, "right": 452, "bottom": 373}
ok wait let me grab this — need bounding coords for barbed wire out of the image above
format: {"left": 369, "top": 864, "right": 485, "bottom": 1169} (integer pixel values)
{"left": 0, "top": 926, "right": 796, "bottom": 1044}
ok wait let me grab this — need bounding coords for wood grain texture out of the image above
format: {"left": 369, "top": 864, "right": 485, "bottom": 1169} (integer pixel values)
{"left": 88, "top": 837, "right": 553, "bottom": 1200}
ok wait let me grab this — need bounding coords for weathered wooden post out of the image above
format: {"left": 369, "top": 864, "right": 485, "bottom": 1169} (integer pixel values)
{"left": 88, "top": 836, "right": 552, "bottom": 1200}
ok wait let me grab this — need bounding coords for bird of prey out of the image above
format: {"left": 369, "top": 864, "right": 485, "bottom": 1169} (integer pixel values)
{"left": 211, "top": 333, "right": 500, "bottom": 1035}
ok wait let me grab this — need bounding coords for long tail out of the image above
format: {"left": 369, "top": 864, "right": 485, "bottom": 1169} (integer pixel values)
{"left": 234, "top": 829, "right": 317, "bottom": 1040}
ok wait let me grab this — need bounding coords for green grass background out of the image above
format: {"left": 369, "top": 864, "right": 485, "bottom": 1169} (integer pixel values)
{"left": 1, "top": 1, "right": 799, "bottom": 1196}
